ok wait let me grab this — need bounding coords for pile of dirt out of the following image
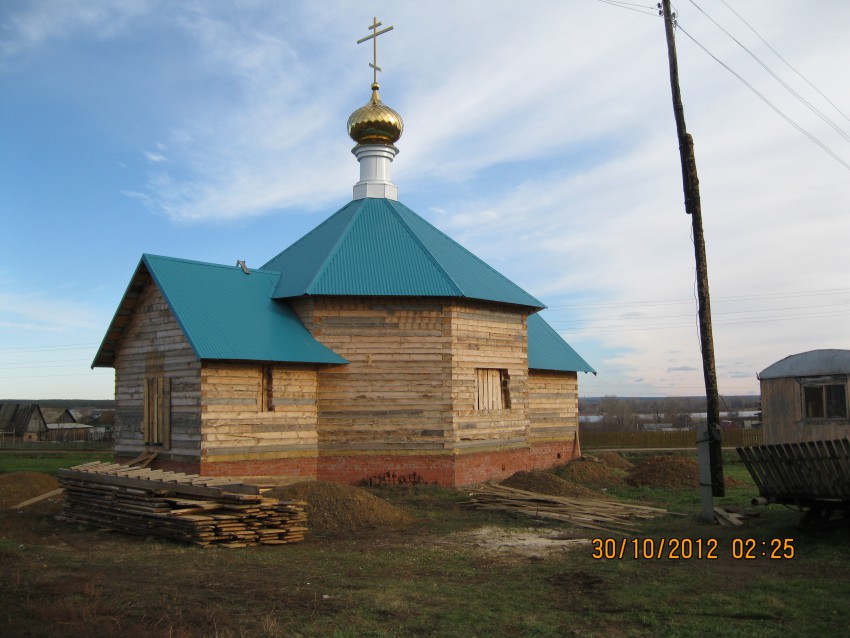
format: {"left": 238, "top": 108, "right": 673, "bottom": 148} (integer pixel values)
{"left": 593, "top": 452, "right": 634, "bottom": 471}
{"left": 550, "top": 458, "right": 626, "bottom": 488}
{"left": 266, "top": 481, "right": 415, "bottom": 534}
{"left": 500, "top": 471, "right": 605, "bottom": 500}
{"left": 625, "top": 455, "right": 699, "bottom": 488}
{"left": 0, "top": 472, "right": 60, "bottom": 508}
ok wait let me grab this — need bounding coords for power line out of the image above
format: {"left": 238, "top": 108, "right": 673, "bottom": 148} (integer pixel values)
{"left": 0, "top": 343, "right": 99, "bottom": 353}
{"left": 0, "top": 371, "right": 112, "bottom": 379}
{"left": 0, "top": 358, "right": 92, "bottom": 366}
{"left": 676, "top": 22, "right": 850, "bottom": 171}
{"left": 688, "top": 0, "right": 850, "bottom": 143}
{"left": 547, "top": 287, "right": 850, "bottom": 310}
{"left": 560, "top": 309, "right": 850, "bottom": 335}
{"left": 716, "top": 0, "right": 850, "bottom": 125}
{"left": 549, "top": 299, "right": 850, "bottom": 324}
{"left": 592, "top": 0, "right": 658, "bottom": 17}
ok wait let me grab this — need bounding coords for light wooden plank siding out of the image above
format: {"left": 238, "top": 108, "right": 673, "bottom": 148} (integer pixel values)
{"left": 761, "top": 376, "right": 850, "bottom": 444}
{"left": 113, "top": 280, "right": 202, "bottom": 462}
{"left": 528, "top": 370, "right": 579, "bottom": 443}
{"left": 292, "top": 297, "right": 454, "bottom": 454}
{"left": 113, "top": 284, "right": 583, "bottom": 472}
{"left": 449, "top": 302, "right": 530, "bottom": 451}
{"left": 200, "top": 363, "right": 319, "bottom": 461}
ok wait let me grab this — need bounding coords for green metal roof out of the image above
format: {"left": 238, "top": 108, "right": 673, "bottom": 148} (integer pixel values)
{"left": 92, "top": 254, "right": 347, "bottom": 367}
{"left": 93, "top": 202, "right": 592, "bottom": 375}
{"left": 262, "top": 198, "right": 545, "bottom": 309}
{"left": 527, "top": 313, "right": 596, "bottom": 374}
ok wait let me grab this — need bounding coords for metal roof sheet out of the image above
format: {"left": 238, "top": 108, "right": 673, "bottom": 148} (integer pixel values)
{"left": 759, "top": 349, "right": 850, "bottom": 379}
{"left": 92, "top": 255, "right": 347, "bottom": 367}
{"left": 262, "top": 198, "right": 544, "bottom": 309}
{"left": 527, "top": 313, "right": 596, "bottom": 374}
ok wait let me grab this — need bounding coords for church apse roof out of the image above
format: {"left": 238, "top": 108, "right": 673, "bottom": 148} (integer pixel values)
{"left": 527, "top": 314, "right": 595, "bottom": 374}
{"left": 262, "top": 197, "right": 545, "bottom": 310}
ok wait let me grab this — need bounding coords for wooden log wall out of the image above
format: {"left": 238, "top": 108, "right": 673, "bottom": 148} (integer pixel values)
{"left": 291, "top": 297, "right": 454, "bottom": 455}
{"left": 113, "top": 279, "right": 202, "bottom": 463}
{"left": 200, "top": 363, "right": 319, "bottom": 462}
{"left": 448, "top": 302, "right": 530, "bottom": 452}
{"left": 527, "top": 370, "right": 579, "bottom": 443}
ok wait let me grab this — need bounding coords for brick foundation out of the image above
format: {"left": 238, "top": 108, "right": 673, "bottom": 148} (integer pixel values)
{"left": 318, "top": 439, "right": 580, "bottom": 487}
{"left": 117, "top": 439, "right": 579, "bottom": 487}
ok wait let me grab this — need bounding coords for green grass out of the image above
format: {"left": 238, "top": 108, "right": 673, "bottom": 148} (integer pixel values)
{"left": 0, "top": 450, "right": 113, "bottom": 474}
{"left": 2, "top": 450, "right": 849, "bottom": 637}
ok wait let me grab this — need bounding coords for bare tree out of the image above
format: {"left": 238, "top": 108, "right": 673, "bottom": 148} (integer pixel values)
{"left": 599, "top": 396, "right": 638, "bottom": 431}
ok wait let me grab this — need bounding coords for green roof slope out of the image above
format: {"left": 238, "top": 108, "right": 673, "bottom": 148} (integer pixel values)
{"left": 92, "top": 254, "right": 346, "bottom": 367}
{"left": 527, "top": 314, "right": 595, "bottom": 374}
{"left": 262, "top": 198, "right": 544, "bottom": 309}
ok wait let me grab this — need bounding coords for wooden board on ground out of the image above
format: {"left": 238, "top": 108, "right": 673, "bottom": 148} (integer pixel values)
{"left": 57, "top": 462, "right": 307, "bottom": 547}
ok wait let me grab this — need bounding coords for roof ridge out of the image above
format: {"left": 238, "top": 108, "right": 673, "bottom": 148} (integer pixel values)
{"left": 299, "top": 200, "right": 366, "bottom": 294}
{"left": 143, "top": 253, "right": 279, "bottom": 277}
{"left": 383, "top": 200, "right": 465, "bottom": 297}
{"left": 387, "top": 200, "right": 544, "bottom": 308}
{"left": 261, "top": 200, "right": 360, "bottom": 271}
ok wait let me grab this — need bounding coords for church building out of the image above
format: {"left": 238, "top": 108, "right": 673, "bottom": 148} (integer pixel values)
{"left": 93, "top": 21, "right": 594, "bottom": 486}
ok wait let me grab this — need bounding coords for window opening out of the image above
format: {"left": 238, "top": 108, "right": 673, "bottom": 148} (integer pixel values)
{"left": 143, "top": 376, "right": 171, "bottom": 449}
{"left": 260, "top": 365, "right": 274, "bottom": 412}
{"left": 475, "top": 368, "right": 510, "bottom": 410}
{"left": 803, "top": 381, "right": 847, "bottom": 420}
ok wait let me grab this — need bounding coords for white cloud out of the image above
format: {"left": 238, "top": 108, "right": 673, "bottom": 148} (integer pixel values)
{"left": 0, "top": 0, "right": 157, "bottom": 59}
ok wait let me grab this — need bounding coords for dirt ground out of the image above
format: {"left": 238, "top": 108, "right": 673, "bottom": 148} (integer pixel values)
{"left": 436, "top": 525, "right": 592, "bottom": 559}
{"left": 3, "top": 453, "right": 850, "bottom": 638}
{"left": 0, "top": 455, "right": 637, "bottom": 558}
{"left": 0, "top": 471, "right": 60, "bottom": 507}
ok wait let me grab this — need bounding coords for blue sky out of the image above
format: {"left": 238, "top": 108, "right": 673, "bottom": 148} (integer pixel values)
{"left": 2, "top": 0, "right": 849, "bottom": 400}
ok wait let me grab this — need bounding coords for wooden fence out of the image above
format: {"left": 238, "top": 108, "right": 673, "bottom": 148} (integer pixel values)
{"left": 581, "top": 428, "right": 763, "bottom": 450}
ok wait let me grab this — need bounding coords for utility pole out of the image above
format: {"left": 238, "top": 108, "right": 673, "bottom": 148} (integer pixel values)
{"left": 659, "top": 0, "right": 724, "bottom": 520}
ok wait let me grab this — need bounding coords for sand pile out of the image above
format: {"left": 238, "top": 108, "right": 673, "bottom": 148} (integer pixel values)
{"left": 550, "top": 458, "right": 626, "bottom": 488}
{"left": 500, "top": 471, "right": 604, "bottom": 499}
{"left": 267, "top": 481, "right": 415, "bottom": 534}
{"left": 625, "top": 455, "right": 699, "bottom": 488}
{"left": 0, "top": 472, "right": 60, "bottom": 508}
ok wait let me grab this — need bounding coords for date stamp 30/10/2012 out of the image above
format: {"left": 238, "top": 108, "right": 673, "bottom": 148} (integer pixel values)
{"left": 591, "top": 537, "right": 796, "bottom": 560}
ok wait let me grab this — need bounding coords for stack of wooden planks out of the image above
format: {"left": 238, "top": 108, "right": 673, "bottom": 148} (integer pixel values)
{"left": 462, "top": 483, "right": 672, "bottom": 534}
{"left": 57, "top": 462, "right": 307, "bottom": 548}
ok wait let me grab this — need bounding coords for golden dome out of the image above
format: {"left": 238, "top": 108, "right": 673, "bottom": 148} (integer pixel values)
{"left": 347, "top": 82, "right": 403, "bottom": 146}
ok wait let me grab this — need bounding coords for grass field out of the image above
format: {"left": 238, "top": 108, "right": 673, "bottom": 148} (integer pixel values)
{"left": 1, "top": 451, "right": 849, "bottom": 637}
{"left": 0, "top": 450, "right": 114, "bottom": 474}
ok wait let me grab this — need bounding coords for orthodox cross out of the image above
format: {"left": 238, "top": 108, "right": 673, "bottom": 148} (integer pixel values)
{"left": 356, "top": 17, "right": 394, "bottom": 84}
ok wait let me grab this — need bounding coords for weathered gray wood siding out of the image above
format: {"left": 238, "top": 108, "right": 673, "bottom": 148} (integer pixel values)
{"left": 761, "top": 376, "right": 850, "bottom": 444}
{"left": 112, "top": 280, "right": 202, "bottom": 462}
